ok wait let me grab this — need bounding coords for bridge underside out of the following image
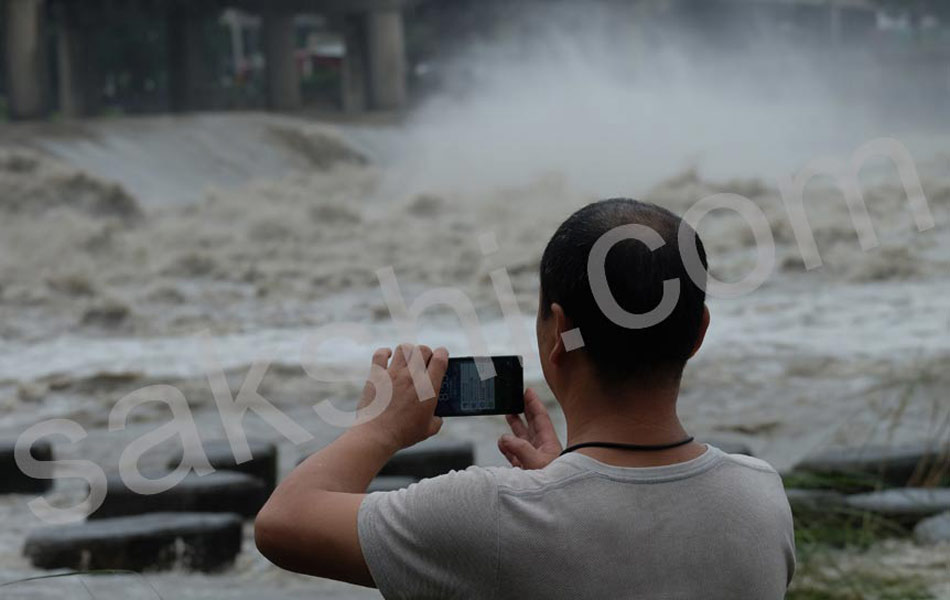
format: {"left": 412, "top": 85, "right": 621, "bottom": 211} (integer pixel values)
{"left": 2, "top": 0, "right": 412, "bottom": 119}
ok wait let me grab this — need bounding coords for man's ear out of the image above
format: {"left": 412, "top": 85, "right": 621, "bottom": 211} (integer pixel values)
{"left": 689, "top": 305, "right": 710, "bottom": 358}
{"left": 549, "top": 303, "right": 572, "bottom": 366}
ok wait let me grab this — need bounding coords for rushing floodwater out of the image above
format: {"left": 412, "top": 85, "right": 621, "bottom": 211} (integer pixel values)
{"left": 0, "top": 108, "right": 948, "bottom": 596}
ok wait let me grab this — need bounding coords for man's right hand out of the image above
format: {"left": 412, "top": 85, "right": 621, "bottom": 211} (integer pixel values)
{"left": 498, "top": 388, "right": 562, "bottom": 470}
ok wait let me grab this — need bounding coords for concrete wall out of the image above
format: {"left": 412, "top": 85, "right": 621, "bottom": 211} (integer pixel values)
{"left": 262, "top": 10, "right": 303, "bottom": 111}
{"left": 3, "top": 0, "right": 49, "bottom": 119}
{"left": 341, "top": 14, "right": 369, "bottom": 113}
{"left": 365, "top": 9, "right": 406, "bottom": 110}
{"left": 167, "top": 7, "right": 217, "bottom": 112}
{"left": 1, "top": 0, "right": 414, "bottom": 119}
{"left": 56, "top": 5, "right": 100, "bottom": 117}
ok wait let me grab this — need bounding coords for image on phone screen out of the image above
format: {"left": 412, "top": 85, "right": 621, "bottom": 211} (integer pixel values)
{"left": 436, "top": 356, "right": 524, "bottom": 417}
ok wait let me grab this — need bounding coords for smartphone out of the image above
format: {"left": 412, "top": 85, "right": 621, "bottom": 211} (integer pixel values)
{"left": 436, "top": 356, "right": 524, "bottom": 417}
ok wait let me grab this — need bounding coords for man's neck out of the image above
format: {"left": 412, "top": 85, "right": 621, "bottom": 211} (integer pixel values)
{"left": 558, "top": 375, "right": 706, "bottom": 467}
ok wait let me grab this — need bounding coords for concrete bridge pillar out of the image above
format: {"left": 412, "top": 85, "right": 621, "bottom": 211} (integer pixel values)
{"left": 3, "top": 0, "right": 49, "bottom": 119}
{"left": 56, "top": 8, "right": 100, "bottom": 118}
{"left": 365, "top": 9, "right": 406, "bottom": 110}
{"left": 262, "top": 11, "right": 302, "bottom": 111}
{"left": 341, "top": 14, "right": 368, "bottom": 114}
{"left": 167, "top": 7, "right": 214, "bottom": 112}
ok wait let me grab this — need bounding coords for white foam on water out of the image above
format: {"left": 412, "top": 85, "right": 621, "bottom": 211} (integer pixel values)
{"left": 3, "top": 276, "right": 947, "bottom": 387}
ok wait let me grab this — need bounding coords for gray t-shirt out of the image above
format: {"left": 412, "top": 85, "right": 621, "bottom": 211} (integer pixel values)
{"left": 358, "top": 445, "right": 795, "bottom": 599}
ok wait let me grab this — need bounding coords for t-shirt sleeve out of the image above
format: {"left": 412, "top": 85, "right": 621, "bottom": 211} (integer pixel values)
{"left": 357, "top": 466, "right": 500, "bottom": 600}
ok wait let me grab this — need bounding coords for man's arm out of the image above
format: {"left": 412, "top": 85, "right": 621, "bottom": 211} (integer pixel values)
{"left": 254, "top": 344, "right": 449, "bottom": 586}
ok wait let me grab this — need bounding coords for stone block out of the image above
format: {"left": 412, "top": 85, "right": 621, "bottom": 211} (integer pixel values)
{"left": 168, "top": 439, "right": 278, "bottom": 493}
{"left": 796, "top": 443, "right": 946, "bottom": 486}
{"left": 378, "top": 440, "right": 475, "bottom": 480}
{"left": 23, "top": 512, "right": 242, "bottom": 572}
{"left": 846, "top": 488, "right": 950, "bottom": 525}
{"left": 91, "top": 471, "right": 266, "bottom": 520}
{"left": 913, "top": 511, "right": 950, "bottom": 545}
{"left": 0, "top": 440, "right": 53, "bottom": 494}
{"left": 785, "top": 488, "right": 846, "bottom": 514}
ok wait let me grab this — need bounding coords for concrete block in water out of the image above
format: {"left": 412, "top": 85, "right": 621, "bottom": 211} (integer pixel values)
{"left": 23, "top": 512, "right": 242, "bottom": 572}
{"left": 846, "top": 488, "right": 950, "bottom": 525}
{"left": 378, "top": 440, "right": 475, "bottom": 480}
{"left": 367, "top": 476, "right": 417, "bottom": 493}
{"left": 0, "top": 440, "right": 52, "bottom": 494}
{"left": 167, "top": 439, "right": 278, "bottom": 493}
{"left": 90, "top": 471, "right": 266, "bottom": 520}
{"left": 795, "top": 443, "right": 946, "bottom": 486}
{"left": 913, "top": 511, "right": 950, "bottom": 545}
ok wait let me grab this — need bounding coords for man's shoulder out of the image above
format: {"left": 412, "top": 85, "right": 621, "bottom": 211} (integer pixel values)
{"left": 716, "top": 449, "right": 782, "bottom": 477}
{"left": 411, "top": 449, "right": 785, "bottom": 498}
{"left": 711, "top": 449, "right": 791, "bottom": 516}
{"left": 712, "top": 450, "right": 786, "bottom": 497}
{"left": 416, "top": 461, "right": 582, "bottom": 498}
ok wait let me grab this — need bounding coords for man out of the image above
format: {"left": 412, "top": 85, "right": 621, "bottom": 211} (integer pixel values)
{"left": 255, "top": 198, "right": 795, "bottom": 598}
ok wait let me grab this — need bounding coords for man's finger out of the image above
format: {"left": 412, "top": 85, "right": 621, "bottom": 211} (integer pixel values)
{"left": 406, "top": 345, "right": 435, "bottom": 400}
{"left": 359, "top": 348, "right": 393, "bottom": 408}
{"left": 498, "top": 438, "right": 525, "bottom": 469}
{"left": 418, "top": 345, "right": 433, "bottom": 365}
{"left": 427, "top": 416, "right": 443, "bottom": 437}
{"left": 505, "top": 413, "right": 531, "bottom": 441}
{"left": 524, "top": 388, "right": 556, "bottom": 438}
{"left": 498, "top": 434, "right": 544, "bottom": 469}
{"left": 426, "top": 347, "right": 449, "bottom": 394}
{"left": 497, "top": 436, "right": 519, "bottom": 467}
{"left": 390, "top": 343, "right": 414, "bottom": 370}
{"left": 407, "top": 344, "right": 430, "bottom": 376}
{"left": 371, "top": 347, "right": 392, "bottom": 370}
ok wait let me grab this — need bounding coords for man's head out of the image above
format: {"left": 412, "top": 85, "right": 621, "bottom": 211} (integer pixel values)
{"left": 537, "top": 198, "right": 709, "bottom": 394}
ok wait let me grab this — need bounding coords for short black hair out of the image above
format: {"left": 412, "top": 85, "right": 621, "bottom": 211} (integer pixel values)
{"left": 539, "top": 198, "right": 708, "bottom": 385}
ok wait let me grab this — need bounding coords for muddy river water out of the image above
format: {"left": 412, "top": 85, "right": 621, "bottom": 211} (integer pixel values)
{"left": 0, "top": 108, "right": 949, "bottom": 597}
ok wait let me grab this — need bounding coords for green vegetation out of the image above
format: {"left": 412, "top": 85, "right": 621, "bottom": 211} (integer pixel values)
{"left": 788, "top": 500, "right": 931, "bottom": 599}
{"left": 793, "top": 506, "right": 908, "bottom": 550}
{"left": 782, "top": 471, "right": 885, "bottom": 495}
{"left": 788, "top": 566, "right": 933, "bottom": 600}
{"left": 789, "top": 539, "right": 933, "bottom": 600}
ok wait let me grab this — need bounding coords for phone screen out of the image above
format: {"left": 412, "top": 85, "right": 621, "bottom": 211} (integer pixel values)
{"left": 436, "top": 356, "right": 524, "bottom": 417}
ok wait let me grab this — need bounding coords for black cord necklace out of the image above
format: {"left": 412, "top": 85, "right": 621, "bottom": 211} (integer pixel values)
{"left": 560, "top": 436, "right": 695, "bottom": 456}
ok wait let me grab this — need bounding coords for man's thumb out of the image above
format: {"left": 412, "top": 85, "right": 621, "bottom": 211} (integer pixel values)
{"left": 499, "top": 434, "right": 545, "bottom": 470}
